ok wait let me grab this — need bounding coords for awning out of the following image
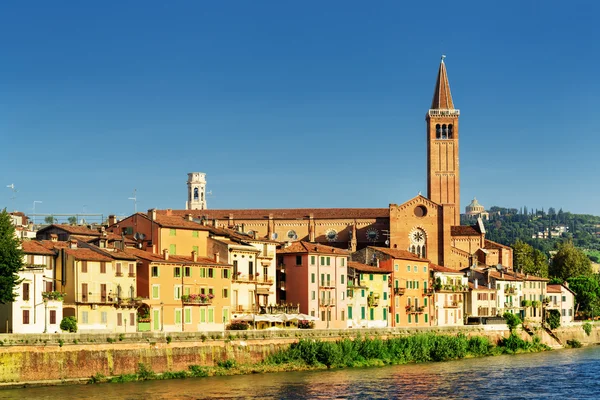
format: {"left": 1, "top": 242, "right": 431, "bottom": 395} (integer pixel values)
{"left": 256, "top": 288, "right": 272, "bottom": 295}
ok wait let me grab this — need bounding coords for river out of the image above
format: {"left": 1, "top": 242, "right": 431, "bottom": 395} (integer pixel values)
{"left": 1, "top": 347, "right": 599, "bottom": 399}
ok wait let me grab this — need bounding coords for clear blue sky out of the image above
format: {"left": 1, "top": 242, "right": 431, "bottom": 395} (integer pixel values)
{"left": 1, "top": 1, "right": 599, "bottom": 219}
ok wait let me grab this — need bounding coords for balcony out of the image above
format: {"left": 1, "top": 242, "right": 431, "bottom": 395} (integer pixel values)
{"left": 116, "top": 297, "right": 143, "bottom": 308}
{"left": 319, "top": 300, "right": 335, "bottom": 307}
{"left": 444, "top": 301, "right": 461, "bottom": 308}
{"left": 79, "top": 295, "right": 116, "bottom": 304}
{"left": 436, "top": 284, "right": 468, "bottom": 292}
{"left": 128, "top": 272, "right": 136, "bottom": 278}
{"left": 319, "top": 280, "right": 335, "bottom": 288}
{"left": 405, "top": 305, "right": 425, "bottom": 314}
{"left": 504, "top": 287, "right": 517, "bottom": 295}
{"left": 423, "top": 288, "right": 434, "bottom": 296}
{"left": 42, "top": 291, "right": 66, "bottom": 302}
{"left": 233, "top": 274, "right": 274, "bottom": 285}
{"left": 115, "top": 272, "right": 124, "bottom": 277}
{"left": 181, "top": 294, "right": 213, "bottom": 306}
{"left": 394, "top": 287, "right": 406, "bottom": 296}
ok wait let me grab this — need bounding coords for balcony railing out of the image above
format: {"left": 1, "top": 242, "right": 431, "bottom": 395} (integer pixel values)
{"left": 233, "top": 274, "right": 274, "bottom": 284}
{"left": 436, "top": 284, "right": 468, "bottom": 292}
{"left": 319, "top": 281, "right": 334, "bottom": 288}
{"left": 504, "top": 287, "right": 517, "bottom": 295}
{"left": 42, "top": 291, "right": 66, "bottom": 302}
{"left": 115, "top": 272, "right": 123, "bottom": 277}
{"left": 394, "top": 287, "right": 406, "bottom": 296}
{"left": 181, "top": 294, "right": 213, "bottom": 305}
{"left": 319, "top": 300, "right": 335, "bottom": 307}
{"left": 79, "top": 295, "right": 116, "bottom": 304}
{"left": 405, "top": 305, "right": 425, "bottom": 314}
{"left": 444, "top": 301, "right": 461, "bottom": 308}
{"left": 128, "top": 272, "right": 136, "bottom": 277}
{"left": 423, "top": 288, "right": 434, "bottom": 295}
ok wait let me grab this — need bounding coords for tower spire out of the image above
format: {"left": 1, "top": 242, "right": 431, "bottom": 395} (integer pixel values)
{"left": 430, "top": 55, "right": 454, "bottom": 110}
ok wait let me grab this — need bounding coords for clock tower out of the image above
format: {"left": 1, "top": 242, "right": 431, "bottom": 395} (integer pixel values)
{"left": 426, "top": 56, "right": 460, "bottom": 225}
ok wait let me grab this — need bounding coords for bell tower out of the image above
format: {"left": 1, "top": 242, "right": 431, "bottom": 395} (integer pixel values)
{"left": 186, "top": 172, "right": 207, "bottom": 210}
{"left": 426, "top": 56, "right": 460, "bottom": 225}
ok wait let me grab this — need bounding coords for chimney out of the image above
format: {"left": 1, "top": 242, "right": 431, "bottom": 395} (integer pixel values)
{"left": 186, "top": 214, "right": 193, "bottom": 221}
{"left": 564, "top": 281, "right": 569, "bottom": 289}
{"left": 500, "top": 271, "right": 504, "bottom": 279}
{"left": 229, "top": 213, "right": 234, "bottom": 227}
{"left": 148, "top": 209, "right": 157, "bottom": 221}
{"left": 252, "top": 231, "right": 257, "bottom": 239}
{"left": 108, "top": 215, "right": 118, "bottom": 226}
{"left": 192, "top": 250, "right": 198, "bottom": 262}
{"left": 166, "top": 209, "right": 173, "bottom": 216}
{"left": 214, "top": 252, "right": 220, "bottom": 263}
{"left": 213, "top": 218, "right": 219, "bottom": 227}
{"left": 69, "top": 239, "right": 77, "bottom": 249}
{"left": 50, "top": 234, "right": 58, "bottom": 242}
{"left": 163, "top": 249, "right": 169, "bottom": 260}
{"left": 474, "top": 279, "right": 478, "bottom": 289}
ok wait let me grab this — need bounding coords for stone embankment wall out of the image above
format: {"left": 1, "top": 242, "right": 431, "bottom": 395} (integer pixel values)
{"left": 0, "top": 325, "right": 596, "bottom": 386}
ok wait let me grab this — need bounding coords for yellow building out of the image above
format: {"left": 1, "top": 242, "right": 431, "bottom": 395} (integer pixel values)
{"left": 347, "top": 262, "right": 391, "bottom": 328}
{"left": 430, "top": 263, "right": 468, "bottom": 326}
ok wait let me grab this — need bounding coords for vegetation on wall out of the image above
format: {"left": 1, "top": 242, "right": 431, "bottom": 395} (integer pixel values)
{"left": 0, "top": 209, "right": 24, "bottom": 304}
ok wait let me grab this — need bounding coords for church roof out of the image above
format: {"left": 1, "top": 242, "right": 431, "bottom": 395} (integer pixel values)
{"left": 278, "top": 241, "right": 350, "bottom": 255}
{"left": 368, "top": 247, "right": 426, "bottom": 262}
{"left": 430, "top": 57, "right": 455, "bottom": 110}
{"left": 451, "top": 224, "right": 483, "bottom": 236}
{"left": 157, "top": 208, "right": 389, "bottom": 220}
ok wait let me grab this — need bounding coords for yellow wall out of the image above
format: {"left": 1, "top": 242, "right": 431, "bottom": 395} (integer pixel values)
{"left": 159, "top": 228, "right": 210, "bottom": 257}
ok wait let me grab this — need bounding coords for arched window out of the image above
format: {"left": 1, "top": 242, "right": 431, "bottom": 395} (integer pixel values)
{"left": 442, "top": 124, "right": 447, "bottom": 139}
{"left": 411, "top": 245, "right": 416, "bottom": 254}
{"left": 435, "top": 124, "right": 441, "bottom": 139}
{"left": 448, "top": 124, "right": 453, "bottom": 139}
{"left": 421, "top": 246, "right": 426, "bottom": 258}
{"left": 193, "top": 187, "right": 199, "bottom": 200}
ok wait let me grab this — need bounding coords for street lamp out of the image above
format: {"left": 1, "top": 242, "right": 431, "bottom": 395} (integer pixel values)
{"left": 43, "top": 297, "right": 48, "bottom": 333}
{"left": 160, "top": 302, "right": 164, "bottom": 332}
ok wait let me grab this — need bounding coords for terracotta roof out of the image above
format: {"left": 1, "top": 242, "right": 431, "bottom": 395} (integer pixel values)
{"left": 468, "top": 282, "right": 495, "bottom": 291}
{"left": 277, "top": 241, "right": 350, "bottom": 255}
{"left": 37, "top": 224, "right": 102, "bottom": 236}
{"left": 123, "top": 247, "right": 231, "bottom": 267}
{"left": 429, "top": 263, "right": 463, "bottom": 274}
{"left": 484, "top": 239, "right": 511, "bottom": 250}
{"left": 21, "top": 240, "right": 55, "bottom": 255}
{"left": 157, "top": 208, "right": 389, "bottom": 220}
{"left": 368, "top": 247, "right": 426, "bottom": 262}
{"left": 348, "top": 261, "right": 391, "bottom": 273}
{"left": 430, "top": 58, "right": 455, "bottom": 110}
{"left": 39, "top": 240, "right": 69, "bottom": 250}
{"left": 451, "top": 225, "right": 482, "bottom": 236}
{"left": 547, "top": 284, "right": 562, "bottom": 294}
{"left": 64, "top": 248, "right": 113, "bottom": 262}
{"left": 486, "top": 268, "right": 549, "bottom": 282}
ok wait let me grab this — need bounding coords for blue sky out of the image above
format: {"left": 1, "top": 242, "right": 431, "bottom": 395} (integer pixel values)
{"left": 1, "top": 1, "right": 599, "bottom": 219}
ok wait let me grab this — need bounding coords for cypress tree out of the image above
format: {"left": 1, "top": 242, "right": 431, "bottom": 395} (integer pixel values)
{"left": 0, "top": 209, "right": 24, "bottom": 303}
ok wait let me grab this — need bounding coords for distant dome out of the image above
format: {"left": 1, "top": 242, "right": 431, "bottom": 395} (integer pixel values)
{"left": 465, "top": 197, "right": 485, "bottom": 214}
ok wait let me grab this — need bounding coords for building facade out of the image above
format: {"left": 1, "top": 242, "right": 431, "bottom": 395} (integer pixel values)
{"left": 347, "top": 262, "right": 391, "bottom": 328}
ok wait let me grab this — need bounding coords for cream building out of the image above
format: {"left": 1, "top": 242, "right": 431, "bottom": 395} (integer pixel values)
{"left": 547, "top": 283, "right": 575, "bottom": 326}
{"left": 430, "top": 264, "right": 468, "bottom": 326}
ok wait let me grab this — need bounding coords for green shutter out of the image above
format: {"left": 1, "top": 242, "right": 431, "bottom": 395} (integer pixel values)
{"left": 200, "top": 309, "right": 206, "bottom": 323}
{"left": 185, "top": 308, "right": 191, "bottom": 324}
{"left": 208, "top": 308, "right": 214, "bottom": 323}
{"left": 223, "top": 308, "right": 229, "bottom": 323}
{"left": 369, "top": 274, "right": 373, "bottom": 281}
{"left": 192, "top": 231, "right": 199, "bottom": 238}
{"left": 424, "top": 298, "right": 428, "bottom": 306}
{"left": 193, "top": 245, "right": 199, "bottom": 253}
{"left": 327, "top": 257, "right": 331, "bottom": 266}
{"left": 425, "top": 314, "right": 429, "bottom": 323}
{"left": 348, "top": 306, "right": 353, "bottom": 319}
{"left": 395, "top": 313, "right": 399, "bottom": 323}
{"left": 383, "top": 292, "right": 387, "bottom": 300}
{"left": 361, "top": 289, "right": 365, "bottom": 297}
{"left": 170, "top": 228, "right": 176, "bottom": 236}
{"left": 361, "top": 307, "right": 365, "bottom": 320}
{"left": 152, "top": 286, "right": 159, "bottom": 299}
{"left": 175, "top": 310, "right": 181, "bottom": 324}
{"left": 169, "top": 244, "right": 176, "bottom": 254}
{"left": 408, "top": 314, "right": 411, "bottom": 323}
{"left": 370, "top": 308, "right": 374, "bottom": 321}
{"left": 383, "top": 308, "right": 387, "bottom": 320}
{"left": 311, "top": 255, "right": 315, "bottom": 265}
{"left": 415, "top": 314, "right": 419, "bottom": 323}
{"left": 383, "top": 275, "right": 387, "bottom": 281}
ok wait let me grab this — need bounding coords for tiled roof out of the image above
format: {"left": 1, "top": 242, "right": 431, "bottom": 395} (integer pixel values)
{"left": 37, "top": 224, "right": 102, "bottom": 236}
{"left": 123, "top": 247, "right": 231, "bottom": 267}
{"left": 430, "top": 58, "right": 455, "bottom": 110}
{"left": 547, "top": 284, "right": 562, "bottom": 294}
{"left": 348, "top": 261, "right": 391, "bottom": 273}
{"left": 157, "top": 208, "right": 389, "bottom": 220}
{"left": 450, "top": 225, "right": 482, "bottom": 236}
{"left": 468, "top": 282, "right": 495, "bottom": 291}
{"left": 277, "top": 241, "right": 350, "bottom": 255}
{"left": 486, "top": 269, "right": 549, "bottom": 282}
{"left": 21, "top": 240, "right": 55, "bottom": 255}
{"left": 64, "top": 248, "right": 113, "bottom": 262}
{"left": 368, "top": 247, "right": 426, "bottom": 262}
{"left": 484, "top": 240, "right": 511, "bottom": 250}
{"left": 429, "top": 263, "right": 463, "bottom": 274}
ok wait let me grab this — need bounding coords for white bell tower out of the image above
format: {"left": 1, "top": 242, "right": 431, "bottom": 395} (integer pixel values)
{"left": 186, "top": 172, "right": 207, "bottom": 210}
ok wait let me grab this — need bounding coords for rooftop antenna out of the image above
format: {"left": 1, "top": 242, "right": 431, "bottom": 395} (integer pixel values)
{"left": 128, "top": 189, "right": 137, "bottom": 213}
{"left": 32, "top": 200, "right": 42, "bottom": 225}
{"left": 6, "top": 184, "right": 17, "bottom": 211}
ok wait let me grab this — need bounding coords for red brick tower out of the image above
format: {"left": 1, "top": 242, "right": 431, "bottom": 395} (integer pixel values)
{"left": 426, "top": 56, "right": 460, "bottom": 226}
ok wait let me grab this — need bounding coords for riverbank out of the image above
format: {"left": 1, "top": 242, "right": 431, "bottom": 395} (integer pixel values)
{"left": 0, "top": 324, "right": 598, "bottom": 388}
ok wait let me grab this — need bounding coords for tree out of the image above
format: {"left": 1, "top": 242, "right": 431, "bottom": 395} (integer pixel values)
{"left": 503, "top": 312, "right": 522, "bottom": 332}
{"left": 44, "top": 215, "right": 57, "bottom": 224}
{"left": 566, "top": 275, "right": 600, "bottom": 315}
{"left": 512, "top": 240, "right": 548, "bottom": 277}
{"left": 532, "top": 249, "right": 549, "bottom": 278}
{"left": 0, "top": 209, "right": 24, "bottom": 304}
{"left": 549, "top": 241, "right": 592, "bottom": 280}
{"left": 67, "top": 216, "right": 77, "bottom": 225}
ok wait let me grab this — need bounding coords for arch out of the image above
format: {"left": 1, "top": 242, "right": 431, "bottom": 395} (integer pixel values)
{"left": 193, "top": 187, "right": 199, "bottom": 200}
{"left": 441, "top": 124, "right": 447, "bottom": 139}
{"left": 448, "top": 124, "right": 453, "bottom": 139}
{"left": 435, "top": 124, "right": 441, "bottom": 139}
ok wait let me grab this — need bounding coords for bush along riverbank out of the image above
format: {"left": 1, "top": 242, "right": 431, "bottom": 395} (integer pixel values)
{"left": 87, "top": 332, "right": 550, "bottom": 385}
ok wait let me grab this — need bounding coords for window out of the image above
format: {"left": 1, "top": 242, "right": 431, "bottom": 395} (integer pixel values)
{"left": 361, "top": 307, "right": 366, "bottom": 320}
{"left": 407, "top": 265, "right": 411, "bottom": 272}
{"left": 320, "top": 257, "right": 325, "bottom": 265}
{"left": 130, "top": 312, "right": 135, "bottom": 326}
{"left": 326, "top": 257, "right": 331, "bottom": 266}
{"left": 321, "top": 310, "right": 326, "bottom": 321}
{"left": 369, "top": 274, "right": 374, "bottom": 281}
{"left": 296, "top": 255, "right": 302, "bottom": 265}
{"left": 128, "top": 263, "right": 135, "bottom": 277}
{"left": 81, "top": 283, "right": 88, "bottom": 302}
{"left": 383, "top": 292, "right": 387, "bottom": 300}
{"left": 341, "top": 291, "right": 345, "bottom": 300}
{"left": 311, "top": 291, "right": 316, "bottom": 300}
{"left": 175, "top": 310, "right": 182, "bottom": 324}
{"left": 223, "top": 308, "right": 229, "bottom": 323}
{"left": 170, "top": 228, "right": 176, "bottom": 236}
{"left": 423, "top": 266, "right": 427, "bottom": 273}
{"left": 208, "top": 288, "right": 214, "bottom": 296}
{"left": 223, "top": 269, "right": 229, "bottom": 279}
{"left": 22, "top": 310, "right": 30, "bottom": 324}
{"left": 248, "top": 262, "right": 254, "bottom": 276}
{"left": 174, "top": 286, "right": 182, "bottom": 300}
{"left": 116, "top": 263, "right": 122, "bottom": 276}
{"left": 50, "top": 310, "right": 57, "bottom": 324}
{"left": 22, "top": 283, "right": 30, "bottom": 301}
{"left": 311, "top": 273, "right": 315, "bottom": 284}
{"left": 361, "top": 289, "right": 365, "bottom": 298}
{"left": 424, "top": 297, "right": 428, "bottom": 306}
{"left": 408, "top": 314, "right": 412, "bottom": 323}
{"left": 341, "top": 310, "right": 345, "bottom": 321}
{"left": 101, "top": 284, "right": 107, "bottom": 301}
{"left": 184, "top": 267, "right": 191, "bottom": 277}
{"left": 348, "top": 306, "right": 353, "bottom": 319}
{"left": 200, "top": 268, "right": 206, "bottom": 278}
{"left": 185, "top": 308, "right": 192, "bottom": 324}
{"left": 341, "top": 258, "right": 345, "bottom": 267}
{"left": 117, "top": 313, "right": 123, "bottom": 326}
{"left": 415, "top": 314, "right": 419, "bottom": 324}
{"left": 45, "top": 281, "right": 53, "bottom": 292}
{"left": 223, "top": 288, "right": 229, "bottom": 298}
{"left": 192, "top": 231, "right": 199, "bottom": 238}
{"left": 100, "top": 262, "right": 106, "bottom": 274}
{"left": 169, "top": 244, "right": 176, "bottom": 254}
{"left": 562, "top": 309, "right": 566, "bottom": 316}
{"left": 82, "top": 311, "right": 89, "bottom": 324}
{"left": 383, "top": 275, "right": 387, "bottom": 281}
{"left": 562, "top": 295, "right": 566, "bottom": 302}
{"left": 152, "top": 285, "right": 160, "bottom": 299}
{"left": 383, "top": 308, "right": 387, "bottom": 320}
{"left": 425, "top": 314, "right": 429, "bottom": 323}
{"left": 174, "top": 267, "right": 181, "bottom": 278}
{"left": 396, "top": 314, "right": 399, "bottom": 324}
{"left": 82, "top": 261, "right": 88, "bottom": 273}
{"left": 413, "top": 266, "right": 417, "bottom": 272}
{"left": 152, "top": 266, "right": 159, "bottom": 277}
{"left": 101, "top": 311, "right": 107, "bottom": 324}
{"left": 569, "top": 309, "right": 573, "bottom": 316}
{"left": 341, "top": 275, "right": 345, "bottom": 284}
{"left": 310, "top": 256, "right": 315, "bottom": 265}
{"left": 395, "top": 264, "right": 399, "bottom": 271}
{"left": 192, "top": 245, "right": 199, "bottom": 254}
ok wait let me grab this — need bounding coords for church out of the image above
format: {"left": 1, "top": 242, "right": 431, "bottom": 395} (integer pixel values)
{"left": 163, "top": 58, "right": 512, "bottom": 271}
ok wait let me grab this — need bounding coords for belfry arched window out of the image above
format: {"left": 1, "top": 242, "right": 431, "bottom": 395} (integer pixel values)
{"left": 448, "top": 124, "right": 453, "bottom": 139}
{"left": 194, "top": 187, "right": 199, "bottom": 200}
{"left": 441, "top": 124, "right": 447, "bottom": 139}
{"left": 435, "top": 124, "right": 441, "bottom": 139}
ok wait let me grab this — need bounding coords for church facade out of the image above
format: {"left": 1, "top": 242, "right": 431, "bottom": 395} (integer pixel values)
{"left": 160, "top": 58, "right": 511, "bottom": 270}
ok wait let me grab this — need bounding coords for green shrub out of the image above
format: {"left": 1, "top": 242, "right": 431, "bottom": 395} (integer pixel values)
{"left": 119, "top": 334, "right": 125, "bottom": 341}
{"left": 547, "top": 309, "right": 561, "bottom": 330}
{"left": 60, "top": 316, "right": 78, "bottom": 333}
{"left": 226, "top": 321, "right": 249, "bottom": 330}
{"left": 166, "top": 335, "right": 172, "bottom": 344}
{"left": 58, "top": 339, "right": 64, "bottom": 347}
{"left": 188, "top": 365, "right": 209, "bottom": 377}
{"left": 107, "top": 338, "right": 115, "bottom": 343}
{"left": 137, "top": 363, "right": 155, "bottom": 380}
{"left": 297, "top": 320, "right": 315, "bottom": 329}
{"left": 566, "top": 339, "right": 582, "bottom": 348}
{"left": 502, "top": 312, "right": 522, "bottom": 332}
{"left": 583, "top": 322, "right": 592, "bottom": 336}
{"left": 217, "top": 359, "right": 236, "bottom": 369}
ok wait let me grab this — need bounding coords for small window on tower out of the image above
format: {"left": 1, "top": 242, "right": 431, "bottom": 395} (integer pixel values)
{"left": 442, "top": 124, "right": 447, "bottom": 139}
{"left": 448, "top": 124, "right": 453, "bottom": 139}
{"left": 435, "top": 124, "right": 441, "bottom": 139}
{"left": 194, "top": 187, "right": 199, "bottom": 200}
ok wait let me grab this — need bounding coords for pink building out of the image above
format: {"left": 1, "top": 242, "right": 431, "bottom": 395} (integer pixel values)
{"left": 277, "top": 242, "right": 349, "bottom": 329}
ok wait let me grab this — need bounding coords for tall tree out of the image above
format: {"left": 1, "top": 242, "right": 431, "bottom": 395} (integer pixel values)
{"left": 0, "top": 209, "right": 24, "bottom": 304}
{"left": 567, "top": 276, "right": 600, "bottom": 315}
{"left": 513, "top": 239, "right": 534, "bottom": 272}
{"left": 549, "top": 241, "right": 592, "bottom": 280}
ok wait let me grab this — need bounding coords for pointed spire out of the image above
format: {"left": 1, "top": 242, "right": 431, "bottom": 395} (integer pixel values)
{"left": 430, "top": 55, "right": 454, "bottom": 110}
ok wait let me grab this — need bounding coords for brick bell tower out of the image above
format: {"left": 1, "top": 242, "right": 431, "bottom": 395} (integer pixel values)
{"left": 426, "top": 56, "right": 460, "bottom": 225}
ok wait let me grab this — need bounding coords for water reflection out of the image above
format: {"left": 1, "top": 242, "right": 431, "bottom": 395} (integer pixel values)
{"left": 1, "top": 347, "right": 600, "bottom": 400}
